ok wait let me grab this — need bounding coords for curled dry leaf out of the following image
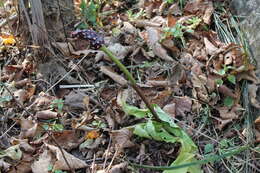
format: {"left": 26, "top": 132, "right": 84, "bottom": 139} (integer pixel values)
{"left": 204, "top": 37, "right": 218, "bottom": 56}
{"left": 64, "top": 91, "right": 88, "bottom": 109}
{"left": 14, "top": 89, "right": 27, "bottom": 105}
{"left": 36, "top": 110, "right": 58, "bottom": 120}
{"left": 53, "top": 42, "right": 74, "bottom": 56}
{"left": 18, "top": 118, "right": 38, "bottom": 139}
{"left": 0, "top": 159, "right": 11, "bottom": 172}
{"left": 31, "top": 150, "right": 52, "bottom": 173}
{"left": 163, "top": 103, "right": 176, "bottom": 117}
{"left": 218, "top": 107, "right": 239, "bottom": 120}
{"left": 110, "top": 128, "right": 134, "bottom": 149}
{"left": 248, "top": 84, "right": 260, "bottom": 109}
{"left": 96, "top": 43, "right": 134, "bottom": 62}
{"left": 121, "top": 22, "right": 137, "bottom": 35}
{"left": 172, "top": 96, "right": 192, "bottom": 117}
{"left": 134, "top": 20, "right": 162, "bottom": 28}
{"left": 255, "top": 129, "right": 260, "bottom": 144}
{"left": 168, "top": 3, "right": 182, "bottom": 16}
{"left": 236, "top": 70, "right": 258, "bottom": 83}
{"left": 184, "top": 0, "right": 214, "bottom": 24}
{"left": 215, "top": 117, "right": 233, "bottom": 130}
{"left": 100, "top": 66, "right": 127, "bottom": 86}
{"left": 46, "top": 143, "right": 87, "bottom": 170}
{"left": 32, "top": 92, "right": 56, "bottom": 107}
{"left": 255, "top": 116, "right": 260, "bottom": 131}
{"left": 191, "top": 72, "right": 209, "bottom": 102}
{"left": 146, "top": 27, "right": 175, "bottom": 62}
{"left": 19, "top": 140, "right": 35, "bottom": 154}
{"left": 108, "top": 162, "right": 128, "bottom": 173}
{"left": 218, "top": 85, "right": 237, "bottom": 99}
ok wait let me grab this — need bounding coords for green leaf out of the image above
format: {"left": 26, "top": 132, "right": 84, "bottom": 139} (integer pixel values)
{"left": 127, "top": 104, "right": 201, "bottom": 173}
{"left": 122, "top": 103, "right": 150, "bottom": 118}
{"left": 227, "top": 74, "right": 236, "bottom": 84}
{"left": 224, "top": 96, "right": 234, "bottom": 107}
{"left": 0, "top": 145, "right": 22, "bottom": 160}
{"left": 52, "top": 124, "right": 64, "bottom": 131}
{"left": 133, "top": 123, "right": 152, "bottom": 139}
{"left": 48, "top": 165, "right": 53, "bottom": 171}
{"left": 219, "top": 139, "right": 229, "bottom": 149}
{"left": 81, "top": 0, "right": 98, "bottom": 26}
{"left": 215, "top": 79, "right": 223, "bottom": 86}
{"left": 217, "top": 69, "right": 226, "bottom": 76}
{"left": 204, "top": 144, "right": 214, "bottom": 154}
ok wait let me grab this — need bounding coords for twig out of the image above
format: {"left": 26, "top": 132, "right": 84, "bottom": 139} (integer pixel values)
{"left": 46, "top": 54, "right": 88, "bottom": 93}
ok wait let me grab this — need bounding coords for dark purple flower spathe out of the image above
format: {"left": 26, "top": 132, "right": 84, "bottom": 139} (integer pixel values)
{"left": 71, "top": 29, "right": 105, "bottom": 49}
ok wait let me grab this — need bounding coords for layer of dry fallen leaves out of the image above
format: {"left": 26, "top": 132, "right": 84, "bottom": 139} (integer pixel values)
{"left": 0, "top": 0, "right": 260, "bottom": 173}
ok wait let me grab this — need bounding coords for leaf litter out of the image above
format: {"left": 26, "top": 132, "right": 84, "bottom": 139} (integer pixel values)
{"left": 0, "top": 0, "right": 259, "bottom": 173}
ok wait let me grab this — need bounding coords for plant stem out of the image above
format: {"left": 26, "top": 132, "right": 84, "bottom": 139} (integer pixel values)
{"left": 130, "top": 145, "right": 251, "bottom": 170}
{"left": 100, "top": 46, "right": 159, "bottom": 121}
{"left": 100, "top": 46, "right": 136, "bottom": 85}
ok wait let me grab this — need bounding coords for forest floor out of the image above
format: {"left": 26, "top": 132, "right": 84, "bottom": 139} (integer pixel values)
{"left": 0, "top": 0, "right": 259, "bottom": 173}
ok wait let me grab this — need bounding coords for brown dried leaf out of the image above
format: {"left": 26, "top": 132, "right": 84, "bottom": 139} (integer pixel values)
{"left": 54, "top": 42, "right": 74, "bottom": 56}
{"left": 36, "top": 110, "right": 58, "bottom": 120}
{"left": 64, "top": 91, "right": 88, "bottom": 109}
{"left": 108, "top": 162, "right": 128, "bottom": 173}
{"left": 236, "top": 70, "right": 258, "bottom": 83}
{"left": 32, "top": 92, "right": 56, "bottom": 107}
{"left": 8, "top": 161, "right": 31, "bottom": 173}
{"left": 248, "top": 84, "right": 260, "bottom": 108}
{"left": 110, "top": 128, "right": 134, "bottom": 149}
{"left": 146, "top": 27, "right": 175, "bottom": 62}
{"left": 134, "top": 20, "right": 162, "bottom": 28}
{"left": 168, "top": 3, "right": 182, "bottom": 16}
{"left": 215, "top": 117, "right": 232, "bottom": 130}
{"left": 255, "top": 116, "right": 260, "bottom": 131}
{"left": 218, "top": 85, "right": 237, "bottom": 99}
{"left": 172, "top": 96, "right": 192, "bottom": 117}
{"left": 184, "top": 0, "right": 214, "bottom": 24}
{"left": 203, "top": 1, "right": 214, "bottom": 24}
{"left": 100, "top": 66, "right": 127, "bottom": 86}
{"left": 255, "top": 129, "right": 260, "bottom": 144}
{"left": 46, "top": 143, "right": 87, "bottom": 170}
{"left": 50, "top": 130, "right": 82, "bottom": 150}
{"left": 0, "top": 159, "right": 11, "bottom": 172}
{"left": 218, "top": 107, "right": 238, "bottom": 120}
{"left": 31, "top": 150, "right": 52, "bottom": 173}
{"left": 163, "top": 103, "right": 176, "bottom": 117}
{"left": 18, "top": 118, "right": 38, "bottom": 139}
{"left": 14, "top": 89, "right": 27, "bottom": 105}
{"left": 204, "top": 37, "right": 218, "bottom": 56}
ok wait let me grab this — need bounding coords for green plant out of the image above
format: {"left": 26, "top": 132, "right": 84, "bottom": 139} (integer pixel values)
{"left": 163, "top": 23, "right": 193, "bottom": 47}
{"left": 48, "top": 165, "right": 67, "bottom": 173}
{"left": 163, "top": 0, "right": 186, "bottom": 9}
{"left": 215, "top": 65, "right": 236, "bottom": 85}
{"left": 186, "top": 17, "right": 202, "bottom": 29}
{"left": 79, "top": 0, "right": 101, "bottom": 28}
{"left": 224, "top": 96, "right": 234, "bottom": 107}
{"left": 50, "top": 99, "right": 64, "bottom": 113}
{"left": 42, "top": 121, "right": 64, "bottom": 131}
{"left": 127, "top": 9, "right": 145, "bottom": 21}
{"left": 92, "top": 120, "right": 107, "bottom": 128}
{"left": 121, "top": 103, "right": 201, "bottom": 173}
